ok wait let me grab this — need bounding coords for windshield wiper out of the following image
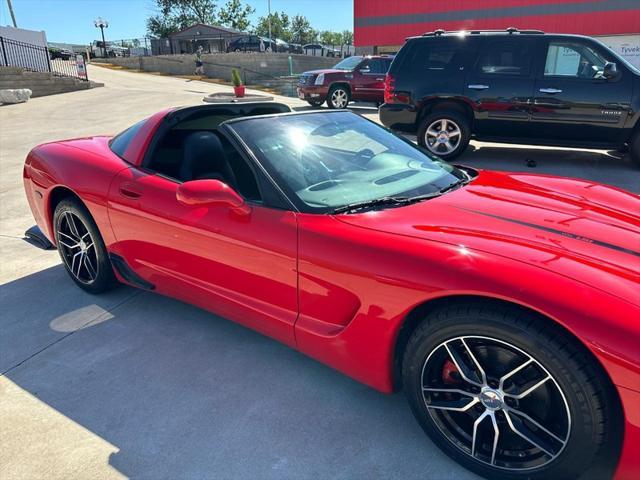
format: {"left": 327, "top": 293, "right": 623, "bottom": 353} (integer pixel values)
{"left": 332, "top": 175, "right": 472, "bottom": 214}
{"left": 332, "top": 196, "right": 411, "bottom": 214}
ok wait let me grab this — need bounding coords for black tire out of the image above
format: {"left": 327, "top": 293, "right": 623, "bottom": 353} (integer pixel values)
{"left": 630, "top": 129, "right": 640, "bottom": 168}
{"left": 417, "top": 109, "right": 471, "bottom": 161}
{"left": 402, "top": 301, "right": 617, "bottom": 480}
{"left": 307, "top": 99, "right": 323, "bottom": 107}
{"left": 327, "top": 84, "right": 350, "bottom": 109}
{"left": 53, "top": 198, "right": 117, "bottom": 294}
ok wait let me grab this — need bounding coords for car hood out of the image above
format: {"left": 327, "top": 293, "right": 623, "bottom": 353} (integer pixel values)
{"left": 334, "top": 170, "right": 640, "bottom": 305}
{"left": 302, "top": 69, "right": 346, "bottom": 76}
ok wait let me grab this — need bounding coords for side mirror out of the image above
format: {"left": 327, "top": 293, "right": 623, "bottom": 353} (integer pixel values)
{"left": 176, "top": 179, "right": 250, "bottom": 215}
{"left": 359, "top": 66, "right": 370, "bottom": 74}
{"left": 603, "top": 62, "right": 618, "bottom": 80}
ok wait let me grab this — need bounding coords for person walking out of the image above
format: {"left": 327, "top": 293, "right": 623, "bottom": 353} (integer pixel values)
{"left": 194, "top": 46, "right": 204, "bottom": 76}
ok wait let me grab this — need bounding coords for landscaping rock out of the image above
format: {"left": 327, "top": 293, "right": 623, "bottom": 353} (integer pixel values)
{"left": 0, "top": 88, "right": 32, "bottom": 104}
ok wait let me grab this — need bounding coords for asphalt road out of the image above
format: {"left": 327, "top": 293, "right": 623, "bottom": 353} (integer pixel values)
{"left": 1, "top": 64, "right": 637, "bottom": 480}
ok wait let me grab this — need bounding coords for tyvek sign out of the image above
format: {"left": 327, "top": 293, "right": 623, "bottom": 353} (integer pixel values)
{"left": 598, "top": 35, "right": 640, "bottom": 69}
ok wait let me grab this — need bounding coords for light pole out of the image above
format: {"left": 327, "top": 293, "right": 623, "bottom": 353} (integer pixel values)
{"left": 267, "top": 0, "right": 272, "bottom": 52}
{"left": 6, "top": 0, "right": 17, "bottom": 27}
{"left": 94, "top": 17, "right": 109, "bottom": 58}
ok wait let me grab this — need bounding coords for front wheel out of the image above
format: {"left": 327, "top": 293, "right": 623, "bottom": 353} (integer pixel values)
{"left": 417, "top": 110, "right": 471, "bottom": 161}
{"left": 402, "top": 302, "right": 616, "bottom": 479}
{"left": 327, "top": 85, "right": 350, "bottom": 109}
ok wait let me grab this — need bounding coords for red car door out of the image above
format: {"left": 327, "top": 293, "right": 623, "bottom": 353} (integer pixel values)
{"left": 351, "top": 58, "right": 388, "bottom": 103}
{"left": 107, "top": 166, "right": 298, "bottom": 347}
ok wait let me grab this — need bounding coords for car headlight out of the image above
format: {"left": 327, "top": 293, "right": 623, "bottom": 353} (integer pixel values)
{"left": 314, "top": 73, "right": 325, "bottom": 86}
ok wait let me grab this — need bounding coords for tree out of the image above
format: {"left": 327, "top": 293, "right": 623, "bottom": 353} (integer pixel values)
{"left": 218, "top": 0, "right": 254, "bottom": 32}
{"left": 341, "top": 30, "right": 353, "bottom": 46}
{"left": 146, "top": 0, "right": 217, "bottom": 38}
{"left": 289, "top": 14, "right": 314, "bottom": 44}
{"left": 339, "top": 30, "right": 353, "bottom": 56}
{"left": 255, "top": 11, "right": 290, "bottom": 41}
{"left": 319, "top": 30, "right": 342, "bottom": 48}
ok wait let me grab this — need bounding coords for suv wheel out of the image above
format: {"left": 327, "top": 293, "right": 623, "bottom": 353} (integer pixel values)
{"left": 418, "top": 110, "right": 471, "bottom": 161}
{"left": 630, "top": 129, "right": 640, "bottom": 168}
{"left": 403, "top": 302, "right": 616, "bottom": 480}
{"left": 327, "top": 85, "right": 350, "bottom": 109}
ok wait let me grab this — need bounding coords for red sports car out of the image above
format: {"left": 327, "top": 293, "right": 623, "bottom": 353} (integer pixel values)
{"left": 23, "top": 102, "right": 640, "bottom": 480}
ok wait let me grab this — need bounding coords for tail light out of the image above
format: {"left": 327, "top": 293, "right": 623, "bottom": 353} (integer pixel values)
{"left": 383, "top": 73, "right": 395, "bottom": 104}
{"left": 383, "top": 73, "right": 408, "bottom": 104}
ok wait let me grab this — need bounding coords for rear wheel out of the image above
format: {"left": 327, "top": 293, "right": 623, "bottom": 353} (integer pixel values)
{"left": 53, "top": 198, "right": 117, "bottom": 294}
{"left": 327, "top": 85, "right": 350, "bottom": 109}
{"left": 402, "top": 302, "right": 615, "bottom": 479}
{"left": 417, "top": 110, "right": 471, "bottom": 161}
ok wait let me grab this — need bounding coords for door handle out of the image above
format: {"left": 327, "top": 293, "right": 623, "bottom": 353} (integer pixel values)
{"left": 119, "top": 184, "right": 142, "bottom": 199}
{"left": 375, "top": 77, "right": 385, "bottom": 81}
{"left": 539, "top": 88, "right": 563, "bottom": 94}
{"left": 468, "top": 84, "right": 489, "bottom": 90}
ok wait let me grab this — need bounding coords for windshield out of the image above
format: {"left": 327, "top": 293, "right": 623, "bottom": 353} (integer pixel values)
{"left": 227, "top": 112, "right": 466, "bottom": 213}
{"left": 332, "top": 56, "right": 363, "bottom": 71}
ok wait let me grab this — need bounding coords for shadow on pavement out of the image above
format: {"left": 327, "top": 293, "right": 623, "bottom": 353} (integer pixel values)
{"left": 1, "top": 265, "right": 478, "bottom": 479}
{"left": 456, "top": 144, "right": 639, "bottom": 193}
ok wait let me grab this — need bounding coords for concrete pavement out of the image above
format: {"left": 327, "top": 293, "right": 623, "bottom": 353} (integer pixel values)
{"left": 1, "top": 64, "right": 637, "bottom": 480}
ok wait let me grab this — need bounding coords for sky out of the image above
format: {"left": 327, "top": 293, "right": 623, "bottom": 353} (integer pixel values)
{"left": 0, "top": 0, "right": 354, "bottom": 44}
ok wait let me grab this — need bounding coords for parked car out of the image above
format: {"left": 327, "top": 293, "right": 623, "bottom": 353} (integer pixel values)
{"left": 48, "top": 47, "right": 74, "bottom": 60}
{"left": 288, "top": 43, "right": 304, "bottom": 54}
{"left": 23, "top": 103, "right": 640, "bottom": 480}
{"left": 297, "top": 55, "right": 394, "bottom": 108}
{"left": 302, "top": 43, "right": 339, "bottom": 57}
{"left": 274, "top": 38, "right": 290, "bottom": 53}
{"left": 227, "top": 35, "right": 276, "bottom": 53}
{"left": 380, "top": 28, "right": 640, "bottom": 165}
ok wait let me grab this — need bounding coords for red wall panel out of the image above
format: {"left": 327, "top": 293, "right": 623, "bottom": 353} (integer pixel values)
{"left": 354, "top": 0, "right": 640, "bottom": 46}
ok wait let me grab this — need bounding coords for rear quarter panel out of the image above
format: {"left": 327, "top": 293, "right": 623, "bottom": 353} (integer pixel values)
{"left": 24, "top": 137, "right": 129, "bottom": 246}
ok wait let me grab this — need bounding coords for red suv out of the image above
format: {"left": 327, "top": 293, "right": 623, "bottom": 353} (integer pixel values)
{"left": 297, "top": 55, "right": 394, "bottom": 108}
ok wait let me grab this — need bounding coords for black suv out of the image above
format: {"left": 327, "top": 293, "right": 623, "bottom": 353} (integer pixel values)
{"left": 380, "top": 28, "right": 640, "bottom": 166}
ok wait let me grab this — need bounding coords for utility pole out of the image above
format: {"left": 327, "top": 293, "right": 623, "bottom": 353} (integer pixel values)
{"left": 6, "top": 0, "right": 17, "bottom": 27}
{"left": 267, "top": 0, "right": 272, "bottom": 53}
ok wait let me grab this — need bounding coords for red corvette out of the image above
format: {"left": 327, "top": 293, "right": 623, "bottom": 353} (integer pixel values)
{"left": 23, "top": 102, "right": 639, "bottom": 479}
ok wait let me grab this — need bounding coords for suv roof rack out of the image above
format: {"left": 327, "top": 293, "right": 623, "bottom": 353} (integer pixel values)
{"left": 422, "top": 27, "right": 544, "bottom": 36}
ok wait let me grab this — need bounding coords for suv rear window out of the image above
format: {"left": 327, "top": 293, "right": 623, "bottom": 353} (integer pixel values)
{"left": 476, "top": 41, "right": 532, "bottom": 76}
{"left": 400, "top": 40, "right": 468, "bottom": 73}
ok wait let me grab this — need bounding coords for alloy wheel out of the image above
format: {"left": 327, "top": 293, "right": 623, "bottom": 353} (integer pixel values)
{"left": 424, "top": 118, "right": 461, "bottom": 155}
{"left": 421, "top": 335, "right": 571, "bottom": 471}
{"left": 331, "top": 89, "right": 348, "bottom": 108}
{"left": 57, "top": 211, "right": 99, "bottom": 284}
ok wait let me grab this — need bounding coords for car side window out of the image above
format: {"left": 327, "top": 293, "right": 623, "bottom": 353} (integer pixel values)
{"left": 476, "top": 41, "right": 532, "bottom": 76}
{"left": 145, "top": 113, "right": 263, "bottom": 201}
{"left": 544, "top": 41, "right": 607, "bottom": 78}
{"left": 367, "top": 59, "right": 386, "bottom": 74}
